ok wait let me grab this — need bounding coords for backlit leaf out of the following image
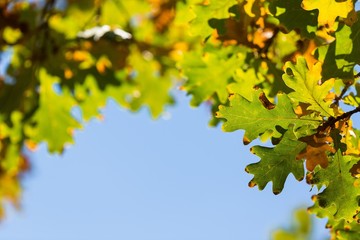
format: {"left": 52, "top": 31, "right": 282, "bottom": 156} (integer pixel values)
{"left": 246, "top": 127, "right": 306, "bottom": 194}
{"left": 316, "top": 12, "right": 360, "bottom": 80}
{"left": 189, "top": 0, "right": 238, "bottom": 38}
{"left": 308, "top": 153, "right": 360, "bottom": 221}
{"left": 301, "top": 0, "right": 354, "bottom": 29}
{"left": 283, "top": 57, "right": 334, "bottom": 117}
{"left": 217, "top": 90, "right": 321, "bottom": 142}
{"left": 181, "top": 45, "right": 241, "bottom": 106}
{"left": 24, "top": 69, "right": 81, "bottom": 153}
{"left": 268, "top": 0, "right": 317, "bottom": 37}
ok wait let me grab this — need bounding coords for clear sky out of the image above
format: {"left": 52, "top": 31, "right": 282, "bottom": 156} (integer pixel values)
{"left": 0, "top": 91, "right": 329, "bottom": 240}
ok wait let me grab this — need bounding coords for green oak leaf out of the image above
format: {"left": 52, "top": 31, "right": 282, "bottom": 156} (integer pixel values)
{"left": 308, "top": 153, "right": 360, "bottom": 222}
{"left": 316, "top": 12, "right": 360, "bottom": 80}
{"left": 217, "top": 90, "right": 321, "bottom": 143}
{"left": 181, "top": 45, "right": 241, "bottom": 106}
{"left": 316, "top": 44, "right": 345, "bottom": 80}
{"left": 322, "top": 219, "right": 360, "bottom": 240}
{"left": 126, "top": 47, "right": 174, "bottom": 118}
{"left": 227, "top": 67, "right": 265, "bottom": 102}
{"left": 245, "top": 127, "right": 306, "bottom": 194}
{"left": 189, "top": 0, "right": 238, "bottom": 38}
{"left": 24, "top": 69, "right": 81, "bottom": 153}
{"left": 268, "top": 31, "right": 300, "bottom": 67}
{"left": 268, "top": 0, "right": 318, "bottom": 37}
{"left": 283, "top": 57, "right": 334, "bottom": 117}
{"left": 74, "top": 75, "right": 108, "bottom": 121}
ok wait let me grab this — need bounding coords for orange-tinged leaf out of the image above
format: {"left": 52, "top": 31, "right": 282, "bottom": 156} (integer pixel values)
{"left": 64, "top": 68, "right": 73, "bottom": 79}
{"left": 250, "top": 28, "right": 273, "bottom": 48}
{"left": 96, "top": 56, "right": 112, "bottom": 74}
{"left": 298, "top": 133, "right": 335, "bottom": 171}
{"left": 283, "top": 57, "right": 335, "bottom": 117}
{"left": 169, "top": 42, "right": 188, "bottom": 61}
{"left": 72, "top": 50, "right": 89, "bottom": 62}
{"left": 25, "top": 140, "right": 37, "bottom": 151}
{"left": 324, "top": 92, "right": 336, "bottom": 102}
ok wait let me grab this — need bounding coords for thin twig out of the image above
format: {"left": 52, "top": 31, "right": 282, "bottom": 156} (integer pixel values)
{"left": 318, "top": 106, "right": 360, "bottom": 132}
{"left": 333, "top": 73, "right": 360, "bottom": 106}
{"left": 334, "top": 82, "right": 351, "bottom": 106}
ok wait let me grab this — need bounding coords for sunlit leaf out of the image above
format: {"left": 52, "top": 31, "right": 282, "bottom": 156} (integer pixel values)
{"left": 302, "top": 0, "right": 354, "bottom": 29}
{"left": 217, "top": 90, "right": 321, "bottom": 143}
{"left": 24, "top": 69, "right": 81, "bottom": 153}
{"left": 246, "top": 127, "right": 306, "bottom": 194}
{"left": 283, "top": 57, "right": 334, "bottom": 117}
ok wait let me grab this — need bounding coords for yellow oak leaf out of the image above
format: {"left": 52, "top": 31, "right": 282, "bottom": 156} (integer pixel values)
{"left": 302, "top": 0, "right": 354, "bottom": 29}
{"left": 244, "top": 0, "right": 256, "bottom": 17}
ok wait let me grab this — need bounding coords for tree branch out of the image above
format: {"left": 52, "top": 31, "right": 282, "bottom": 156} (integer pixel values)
{"left": 318, "top": 106, "right": 360, "bottom": 132}
{"left": 333, "top": 73, "right": 360, "bottom": 106}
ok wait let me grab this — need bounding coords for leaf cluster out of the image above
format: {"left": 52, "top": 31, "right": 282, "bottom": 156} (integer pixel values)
{"left": 1, "top": 0, "right": 360, "bottom": 237}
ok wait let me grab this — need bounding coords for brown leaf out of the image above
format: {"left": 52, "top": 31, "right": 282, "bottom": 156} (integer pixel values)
{"left": 148, "top": 0, "right": 176, "bottom": 33}
{"left": 344, "top": 8, "right": 358, "bottom": 26}
{"left": 297, "top": 133, "right": 335, "bottom": 171}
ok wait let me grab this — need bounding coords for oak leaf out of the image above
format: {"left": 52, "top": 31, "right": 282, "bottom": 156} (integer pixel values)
{"left": 283, "top": 57, "right": 335, "bottom": 117}
{"left": 246, "top": 128, "right": 306, "bottom": 194}
{"left": 217, "top": 90, "right": 321, "bottom": 143}
{"left": 308, "top": 153, "right": 360, "bottom": 222}
{"left": 268, "top": 0, "right": 317, "bottom": 37}
{"left": 181, "top": 46, "right": 240, "bottom": 106}
{"left": 297, "top": 133, "right": 335, "bottom": 171}
{"left": 24, "top": 69, "right": 81, "bottom": 153}
{"left": 302, "top": 0, "right": 354, "bottom": 29}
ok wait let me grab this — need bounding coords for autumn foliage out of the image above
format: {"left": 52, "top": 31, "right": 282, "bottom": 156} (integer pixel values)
{"left": 1, "top": 0, "right": 360, "bottom": 238}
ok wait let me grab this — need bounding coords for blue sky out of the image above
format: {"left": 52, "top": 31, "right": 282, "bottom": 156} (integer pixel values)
{"left": 0, "top": 91, "right": 329, "bottom": 240}
{"left": 0, "top": 1, "right": 359, "bottom": 239}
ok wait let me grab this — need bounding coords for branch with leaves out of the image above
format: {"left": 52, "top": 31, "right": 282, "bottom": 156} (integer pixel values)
{"left": 1, "top": 0, "right": 360, "bottom": 238}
